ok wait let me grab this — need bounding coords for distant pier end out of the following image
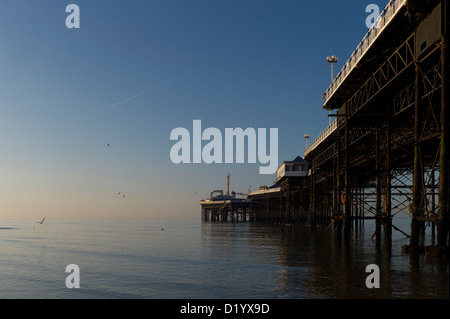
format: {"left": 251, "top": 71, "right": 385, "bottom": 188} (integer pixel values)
{"left": 200, "top": 174, "right": 252, "bottom": 222}
{"left": 201, "top": 157, "right": 311, "bottom": 223}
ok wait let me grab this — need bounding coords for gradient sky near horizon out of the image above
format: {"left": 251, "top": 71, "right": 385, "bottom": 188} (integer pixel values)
{"left": 0, "top": 0, "right": 388, "bottom": 219}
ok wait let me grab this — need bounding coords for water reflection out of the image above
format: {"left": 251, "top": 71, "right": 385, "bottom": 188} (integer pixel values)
{"left": 201, "top": 220, "right": 448, "bottom": 299}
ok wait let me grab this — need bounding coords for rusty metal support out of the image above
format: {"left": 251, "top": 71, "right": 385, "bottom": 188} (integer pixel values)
{"left": 332, "top": 156, "right": 337, "bottom": 218}
{"left": 310, "top": 168, "right": 316, "bottom": 226}
{"left": 384, "top": 124, "right": 392, "bottom": 237}
{"left": 431, "top": 171, "right": 436, "bottom": 245}
{"left": 375, "top": 129, "right": 382, "bottom": 236}
{"left": 336, "top": 127, "right": 341, "bottom": 219}
{"left": 344, "top": 105, "right": 351, "bottom": 230}
{"left": 437, "top": 0, "right": 449, "bottom": 248}
{"left": 411, "top": 62, "right": 425, "bottom": 248}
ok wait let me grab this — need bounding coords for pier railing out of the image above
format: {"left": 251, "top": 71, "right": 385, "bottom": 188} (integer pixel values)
{"left": 304, "top": 119, "right": 337, "bottom": 157}
{"left": 323, "top": 0, "right": 407, "bottom": 108}
{"left": 248, "top": 187, "right": 281, "bottom": 197}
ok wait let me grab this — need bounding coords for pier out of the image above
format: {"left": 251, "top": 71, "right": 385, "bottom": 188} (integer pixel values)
{"left": 200, "top": 174, "right": 252, "bottom": 222}
{"left": 247, "top": 156, "right": 310, "bottom": 224}
{"left": 304, "top": 0, "right": 449, "bottom": 254}
{"left": 201, "top": 0, "right": 449, "bottom": 255}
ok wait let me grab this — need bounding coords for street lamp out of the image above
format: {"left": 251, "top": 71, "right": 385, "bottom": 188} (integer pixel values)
{"left": 326, "top": 55, "right": 338, "bottom": 81}
{"left": 326, "top": 55, "right": 338, "bottom": 125}
{"left": 304, "top": 134, "right": 310, "bottom": 149}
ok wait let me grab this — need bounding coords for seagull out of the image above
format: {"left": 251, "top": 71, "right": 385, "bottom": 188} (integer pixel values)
{"left": 37, "top": 217, "right": 45, "bottom": 224}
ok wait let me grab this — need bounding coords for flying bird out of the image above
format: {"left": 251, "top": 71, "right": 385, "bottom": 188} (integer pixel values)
{"left": 37, "top": 217, "right": 45, "bottom": 224}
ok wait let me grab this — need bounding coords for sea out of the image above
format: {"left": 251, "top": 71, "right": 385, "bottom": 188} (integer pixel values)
{"left": 0, "top": 218, "right": 448, "bottom": 300}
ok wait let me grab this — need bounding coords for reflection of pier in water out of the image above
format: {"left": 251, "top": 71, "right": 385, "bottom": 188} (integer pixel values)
{"left": 200, "top": 221, "right": 449, "bottom": 298}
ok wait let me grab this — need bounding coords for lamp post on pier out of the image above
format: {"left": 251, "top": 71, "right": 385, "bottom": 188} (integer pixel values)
{"left": 304, "top": 134, "right": 310, "bottom": 149}
{"left": 326, "top": 55, "right": 338, "bottom": 125}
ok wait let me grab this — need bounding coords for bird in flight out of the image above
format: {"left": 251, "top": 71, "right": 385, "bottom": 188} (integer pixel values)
{"left": 37, "top": 217, "right": 46, "bottom": 224}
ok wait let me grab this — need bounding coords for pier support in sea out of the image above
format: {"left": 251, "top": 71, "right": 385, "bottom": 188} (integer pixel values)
{"left": 436, "top": 0, "right": 449, "bottom": 252}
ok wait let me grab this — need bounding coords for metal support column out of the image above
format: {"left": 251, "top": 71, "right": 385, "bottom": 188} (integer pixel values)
{"left": 384, "top": 124, "right": 392, "bottom": 237}
{"left": 375, "top": 129, "right": 382, "bottom": 236}
{"left": 438, "top": 0, "right": 449, "bottom": 248}
{"left": 411, "top": 62, "right": 425, "bottom": 248}
{"left": 344, "top": 106, "right": 351, "bottom": 230}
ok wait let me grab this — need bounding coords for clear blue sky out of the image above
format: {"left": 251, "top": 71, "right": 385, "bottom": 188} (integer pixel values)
{"left": 0, "top": 0, "right": 388, "bottom": 219}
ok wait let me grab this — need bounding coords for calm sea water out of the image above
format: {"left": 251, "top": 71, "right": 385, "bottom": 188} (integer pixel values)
{"left": 0, "top": 218, "right": 448, "bottom": 299}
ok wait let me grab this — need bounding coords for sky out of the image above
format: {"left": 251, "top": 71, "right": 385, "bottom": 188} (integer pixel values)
{"left": 0, "top": 0, "right": 389, "bottom": 219}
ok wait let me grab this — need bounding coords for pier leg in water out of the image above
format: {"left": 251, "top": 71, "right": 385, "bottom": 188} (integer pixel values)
{"left": 407, "top": 62, "right": 425, "bottom": 252}
{"left": 437, "top": 4, "right": 450, "bottom": 251}
{"left": 384, "top": 124, "right": 392, "bottom": 239}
